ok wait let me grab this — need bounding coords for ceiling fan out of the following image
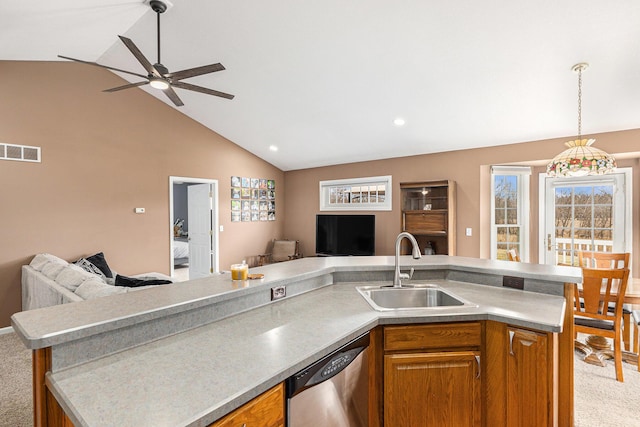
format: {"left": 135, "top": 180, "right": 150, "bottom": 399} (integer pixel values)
{"left": 58, "top": 0, "right": 234, "bottom": 107}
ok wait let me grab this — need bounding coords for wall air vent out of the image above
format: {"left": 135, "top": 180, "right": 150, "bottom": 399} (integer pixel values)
{"left": 0, "top": 143, "right": 41, "bottom": 163}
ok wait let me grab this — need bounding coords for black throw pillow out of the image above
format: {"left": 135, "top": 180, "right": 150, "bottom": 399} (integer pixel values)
{"left": 86, "top": 252, "right": 113, "bottom": 278}
{"left": 115, "top": 274, "right": 172, "bottom": 288}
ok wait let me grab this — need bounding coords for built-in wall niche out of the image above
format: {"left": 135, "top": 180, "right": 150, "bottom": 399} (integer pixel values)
{"left": 230, "top": 176, "right": 275, "bottom": 222}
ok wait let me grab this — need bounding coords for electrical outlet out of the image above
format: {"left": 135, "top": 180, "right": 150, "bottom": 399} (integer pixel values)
{"left": 271, "top": 286, "right": 286, "bottom": 301}
{"left": 503, "top": 276, "right": 524, "bottom": 290}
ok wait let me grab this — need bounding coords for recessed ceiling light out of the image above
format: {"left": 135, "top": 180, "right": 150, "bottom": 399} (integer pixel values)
{"left": 269, "top": 145, "right": 279, "bottom": 152}
{"left": 393, "top": 118, "right": 406, "bottom": 126}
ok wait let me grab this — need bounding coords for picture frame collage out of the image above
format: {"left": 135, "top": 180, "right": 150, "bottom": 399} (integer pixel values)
{"left": 231, "top": 176, "right": 276, "bottom": 222}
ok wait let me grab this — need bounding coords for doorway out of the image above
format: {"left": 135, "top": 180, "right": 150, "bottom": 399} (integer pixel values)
{"left": 539, "top": 168, "right": 632, "bottom": 266}
{"left": 169, "top": 176, "right": 219, "bottom": 280}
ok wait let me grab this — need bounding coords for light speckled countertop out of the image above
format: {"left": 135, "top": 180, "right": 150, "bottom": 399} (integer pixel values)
{"left": 12, "top": 256, "right": 579, "bottom": 427}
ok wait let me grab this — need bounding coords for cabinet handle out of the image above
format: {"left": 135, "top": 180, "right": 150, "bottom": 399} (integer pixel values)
{"left": 509, "top": 330, "right": 515, "bottom": 355}
{"left": 474, "top": 355, "right": 481, "bottom": 379}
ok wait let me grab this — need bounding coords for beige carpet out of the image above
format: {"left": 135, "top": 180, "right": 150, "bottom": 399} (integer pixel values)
{"left": 574, "top": 335, "right": 640, "bottom": 427}
{"left": 0, "top": 331, "right": 638, "bottom": 427}
{"left": 0, "top": 332, "right": 32, "bottom": 427}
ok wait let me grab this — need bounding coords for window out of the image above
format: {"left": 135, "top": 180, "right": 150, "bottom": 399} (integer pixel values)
{"left": 491, "top": 166, "right": 531, "bottom": 261}
{"left": 319, "top": 175, "right": 392, "bottom": 211}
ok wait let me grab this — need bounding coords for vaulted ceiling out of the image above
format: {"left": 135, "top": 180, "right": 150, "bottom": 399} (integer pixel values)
{"left": 3, "top": 0, "right": 640, "bottom": 170}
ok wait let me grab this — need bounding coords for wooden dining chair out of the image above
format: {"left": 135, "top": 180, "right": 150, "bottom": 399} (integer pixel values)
{"left": 633, "top": 310, "right": 640, "bottom": 372}
{"left": 574, "top": 267, "right": 630, "bottom": 382}
{"left": 577, "top": 251, "right": 629, "bottom": 269}
{"left": 506, "top": 248, "right": 521, "bottom": 262}
{"left": 577, "top": 251, "right": 632, "bottom": 351}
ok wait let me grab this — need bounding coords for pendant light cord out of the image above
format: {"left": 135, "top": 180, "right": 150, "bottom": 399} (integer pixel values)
{"left": 577, "top": 66, "right": 582, "bottom": 140}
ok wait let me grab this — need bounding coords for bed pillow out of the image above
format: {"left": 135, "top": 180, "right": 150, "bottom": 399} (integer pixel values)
{"left": 75, "top": 279, "right": 127, "bottom": 300}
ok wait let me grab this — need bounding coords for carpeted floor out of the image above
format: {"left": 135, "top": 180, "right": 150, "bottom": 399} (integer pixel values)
{"left": 574, "top": 335, "right": 640, "bottom": 427}
{"left": 0, "top": 331, "right": 638, "bottom": 427}
{"left": 0, "top": 332, "right": 32, "bottom": 427}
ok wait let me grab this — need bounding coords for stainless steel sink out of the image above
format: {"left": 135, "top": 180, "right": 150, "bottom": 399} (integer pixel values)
{"left": 356, "top": 284, "right": 477, "bottom": 311}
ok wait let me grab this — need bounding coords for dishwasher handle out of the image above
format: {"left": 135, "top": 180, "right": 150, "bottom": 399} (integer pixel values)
{"left": 286, "top": 332, "right": 369, "bottom": 398}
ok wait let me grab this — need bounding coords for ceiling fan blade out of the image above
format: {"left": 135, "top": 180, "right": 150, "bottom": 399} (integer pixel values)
{"left": 58, "top": 55, "right": 148, "bottom": 79}
{"left": 103, "top": 81, "right": 149, "bottom": 93}
{"left": 172, "top": 81, "right": 235, "bottom": 100}
{"left": 117, "top": 35, "right": 160, "bottom": 77}
{"left": 163, "top": 86, "right": 184, "bottom": 107}
{"left": 166, "top": 63, "right": 225, "bottom": 81}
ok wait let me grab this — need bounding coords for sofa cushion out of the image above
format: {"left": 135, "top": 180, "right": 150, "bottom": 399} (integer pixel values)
{"left": 41, "top": 261, "right": 67, "bottom": 280}
{"left": 55, "top": 264, "right": 98, "bottom": 292}
{"left": 75, "top": 279, "right": 127, "bottom": 300}
{"left": 30, "top": 253, "right": 68, "bottom": 271}
{"left": 74, "top": 258, "right": 107, "bottom": 280}
{"left": 85, "top": 252, "right": 114, "bottom": 278}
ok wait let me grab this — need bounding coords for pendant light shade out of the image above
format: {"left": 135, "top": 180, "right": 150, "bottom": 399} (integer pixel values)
{"left": 546, "top": 63, "right": 616, "bottom": 177}
{"left": 546, "top": 138, "right": 616, "bottom": 177}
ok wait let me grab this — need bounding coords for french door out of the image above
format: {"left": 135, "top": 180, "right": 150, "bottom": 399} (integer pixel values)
{"left": 541, "top": 170, "right": 630, "bottom": 266}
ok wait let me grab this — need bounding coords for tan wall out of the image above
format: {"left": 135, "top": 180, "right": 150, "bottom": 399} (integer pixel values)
{"left": 3, "top": 61, "right": 639, "bottom": 328}
{"left": 0, "top": 62, "right": 284, "bottom": 327}
{"left": 283, "top": 132, "right": 640, "bottom": 275}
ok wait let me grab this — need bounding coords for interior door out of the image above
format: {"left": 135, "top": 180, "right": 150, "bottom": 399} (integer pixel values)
{"left": 542, "top": 172, "right": 627, "bottom": 266}
{"left": 188, "top": 184, "right": 213, "bottom": 279}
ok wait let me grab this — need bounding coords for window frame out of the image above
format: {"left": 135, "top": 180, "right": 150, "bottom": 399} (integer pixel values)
{"left": 319, "top": 175, "right": 392, "bottom": 211}
{"left": 490, "top": 166, "right": 531, "bottom": 261}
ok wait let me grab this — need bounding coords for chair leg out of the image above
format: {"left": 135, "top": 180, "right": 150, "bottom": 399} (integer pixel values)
{"left": 635, "top": 324, "right": 640, "bottom": 373}
{"left": 613, "top": 333, "right": 624, "bottom": 382}
{"left": 623, "top": 312, "right": 630, "bottom": 351}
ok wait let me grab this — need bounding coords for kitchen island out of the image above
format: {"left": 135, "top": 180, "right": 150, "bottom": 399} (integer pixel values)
{"left": 11, "top": 255, "right": 581, "bottom": 427}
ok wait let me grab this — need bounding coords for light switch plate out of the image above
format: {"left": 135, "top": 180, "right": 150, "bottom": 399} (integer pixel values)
{"left": 135, "top": 208, "right": 145, "bottom": 214}
{"left": 465, "top": 227, "right": 472, "bottom": 236}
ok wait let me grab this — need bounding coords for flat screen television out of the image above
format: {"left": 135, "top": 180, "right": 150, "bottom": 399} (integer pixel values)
{"left": 316, "top": 214, "right": 375, "bottom": 256}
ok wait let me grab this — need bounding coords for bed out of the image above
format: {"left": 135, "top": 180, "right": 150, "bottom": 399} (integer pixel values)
{"left": 174, "top": 238, "right": 189, "bottom": 266}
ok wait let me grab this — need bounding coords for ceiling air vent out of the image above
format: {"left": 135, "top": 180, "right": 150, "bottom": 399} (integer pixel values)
{"left": 0, "top": 143, "right": 41, "bottom": 163}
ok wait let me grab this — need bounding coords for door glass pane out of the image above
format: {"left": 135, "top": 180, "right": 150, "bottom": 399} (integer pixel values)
{"left": 552, "top": 183, "right": 614, "bottom": 265}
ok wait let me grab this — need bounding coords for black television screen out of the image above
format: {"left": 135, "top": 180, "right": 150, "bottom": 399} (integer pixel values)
{"left": 316, "top": 214, "right": 375, "bottom": 256}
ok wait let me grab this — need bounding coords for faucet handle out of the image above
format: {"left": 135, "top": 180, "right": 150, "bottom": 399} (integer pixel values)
{"left": 399, "top": 268, "right": 415, "bottom": 281}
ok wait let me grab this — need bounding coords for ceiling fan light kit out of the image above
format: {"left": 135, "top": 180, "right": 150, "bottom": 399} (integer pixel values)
{"left": 58, "top": 0, "right": 234, "bottom": 107}
{"left": 546, "top": 63, "right": 616, "bottom": 177}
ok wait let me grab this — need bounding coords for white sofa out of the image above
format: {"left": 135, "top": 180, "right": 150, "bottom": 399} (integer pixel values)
{"left": 22, "top": 253, "right": 172, "bottom": 311}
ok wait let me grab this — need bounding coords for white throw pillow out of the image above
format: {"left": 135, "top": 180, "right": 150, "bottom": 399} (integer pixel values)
{"left": 41, "top": 261, "right": 67, "bottom": 279}
{"left": 30, "top": 253, "right": 68, "bottom": 271}
{"left": 55, "top": 264, "right": 98, "bottom": 292}
{"left": 75, "top": 279, "right": 127, "bottom": 300}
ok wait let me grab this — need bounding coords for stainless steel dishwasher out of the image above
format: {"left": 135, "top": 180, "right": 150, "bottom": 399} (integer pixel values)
{"left": 286, "top": 332, "right": 369, "bottom": 427}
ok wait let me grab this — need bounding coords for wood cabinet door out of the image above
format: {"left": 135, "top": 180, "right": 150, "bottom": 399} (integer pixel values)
{"left": 209, "top": 383, "right": 284, "bottom": 427}
{"left": 384, "top": 351, "right": 481, "bottom": 427}
{"left": 403, "top": 211, "right": 447, "bottom": 234}
{"left": 507, "top": 328, "right": 550, "bottom": 427}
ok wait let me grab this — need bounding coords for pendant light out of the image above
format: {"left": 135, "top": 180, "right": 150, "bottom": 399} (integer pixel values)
{"left": 546, "top": 63, "right": 616, "bottom": 177}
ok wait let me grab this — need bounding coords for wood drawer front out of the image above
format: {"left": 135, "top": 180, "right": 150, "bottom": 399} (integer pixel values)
{"left": 404, "top": 212, "right": 447, "bottom": 234}
{"left": 209, "top": 383, "right": 284, "bottom": 427}
{"left": 384, "top": 323, "right": 481, "bottom": 352}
